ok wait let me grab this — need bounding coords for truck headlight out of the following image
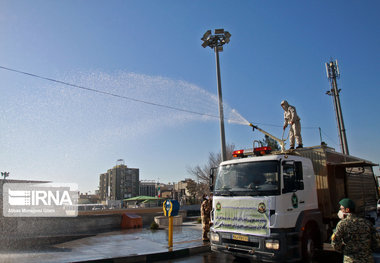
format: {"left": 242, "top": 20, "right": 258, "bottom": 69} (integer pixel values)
{"left": 210, "top": 232, "right": 220, "bottom": 243}
{"left": 265, "top": 240, "right": 280, "bottom": 250}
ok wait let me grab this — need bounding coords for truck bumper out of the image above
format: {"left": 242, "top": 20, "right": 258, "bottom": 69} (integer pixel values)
{"left": 210, "top": 230, "right": 301, "bottom": 263}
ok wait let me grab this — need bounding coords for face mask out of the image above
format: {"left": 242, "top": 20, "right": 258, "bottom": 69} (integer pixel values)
{"left": 338, "top": 210, "right": 345, "bottom": 219}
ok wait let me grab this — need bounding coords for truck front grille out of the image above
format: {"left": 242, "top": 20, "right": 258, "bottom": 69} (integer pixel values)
{"left": 222, "top": 238, "right": 259, "bottom": 248}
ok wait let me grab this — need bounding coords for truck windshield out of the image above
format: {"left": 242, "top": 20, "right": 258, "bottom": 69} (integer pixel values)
{"left": 214, "top": 161, "right": 280, "bottom": 196}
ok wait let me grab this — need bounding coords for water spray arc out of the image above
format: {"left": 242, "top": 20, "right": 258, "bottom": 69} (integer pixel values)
{"left": 201, "top": 29, "right": 231, "bottom": 162}
{"left": 0, "top": 65, "right": 253, "bottom": 130}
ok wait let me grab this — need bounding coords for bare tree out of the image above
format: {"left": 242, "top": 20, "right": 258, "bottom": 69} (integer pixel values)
{"left": 260, "top": 135, "right": 280, "bottom": 151}
{"left": 186, "top": 179, "right": 198, "bottom": 199}
{"left": 187, "top": 144, "right": 235, "bottom": 198}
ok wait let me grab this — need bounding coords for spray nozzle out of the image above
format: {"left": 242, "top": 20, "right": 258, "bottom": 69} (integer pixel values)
{"left": 249, "top": 123, "right": 258, "bottom": 131}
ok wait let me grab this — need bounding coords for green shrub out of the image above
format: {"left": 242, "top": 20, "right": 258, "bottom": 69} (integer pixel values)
{"left": 150, "top": 221, "right": 159, "bottom": 230}
{"left": 196, "top": 217, "right": 202, "bottom": 224}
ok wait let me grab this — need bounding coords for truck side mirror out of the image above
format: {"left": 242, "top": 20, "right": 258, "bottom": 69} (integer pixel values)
{"left": 210, "top": 167, "right": 217, "bottom": 191}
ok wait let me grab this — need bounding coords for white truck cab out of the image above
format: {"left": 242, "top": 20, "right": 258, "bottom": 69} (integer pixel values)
{"left": 210, "top": 145, "right": 378, "bottom": 262}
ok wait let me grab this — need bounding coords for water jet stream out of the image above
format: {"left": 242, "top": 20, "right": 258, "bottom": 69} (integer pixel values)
{"left": 0, "top": 66, "right": 253, "bottom": 130}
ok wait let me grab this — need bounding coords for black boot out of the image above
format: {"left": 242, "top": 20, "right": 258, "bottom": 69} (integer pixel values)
{"left": 296, "top": 144, "right": 303, "bottom": 149}
{"left": 289, "top": 146, "right": 294, "bottom": 150}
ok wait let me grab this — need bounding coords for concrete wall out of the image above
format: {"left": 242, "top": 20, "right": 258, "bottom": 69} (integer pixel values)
{"left": 0, "top": 210, "right": 163, "bottom": 237}
{"left": 154, "top": 215, "right": 183, "bottom": 227}
{"left": 0, "top": 207, "right": 195, "bottom": 238}
{"left": 0, "top": 214, "right": 121, "bottom": 237}
{"left": 180, "top": 204, "right": 201, "bottom": 217}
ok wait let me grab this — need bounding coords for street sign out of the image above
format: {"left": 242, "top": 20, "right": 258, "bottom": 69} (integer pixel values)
{"left": 163, "top": 199, "right": 179, "bottom": 217}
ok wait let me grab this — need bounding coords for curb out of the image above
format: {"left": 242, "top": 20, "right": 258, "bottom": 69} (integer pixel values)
{"left": 73, "top": 245, "right": 211, "bottom": 263}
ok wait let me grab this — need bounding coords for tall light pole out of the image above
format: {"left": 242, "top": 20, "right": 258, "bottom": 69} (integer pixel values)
{"left": 325, "top": 59, "right": 349, "bottom": 155}
{"left": 201, "top": 29, "right": 231, "bottom": 162}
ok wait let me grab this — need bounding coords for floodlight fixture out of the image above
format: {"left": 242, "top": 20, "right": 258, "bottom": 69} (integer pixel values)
{"left": 202, "top": 30, "right": 212, "bottom": 41}
{"left": 200, "top": 28, "right": 231, "bottom": 51}
{"left": 215, "top": 28, "right": 225, "bottom": 34}
{"left": 202, "top": 41, "right": 209, "bottom": 48}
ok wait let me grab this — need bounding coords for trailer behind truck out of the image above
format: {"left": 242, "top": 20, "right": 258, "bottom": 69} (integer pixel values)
{"left": 209, "top": 144, "right": 378, "bottom": 262}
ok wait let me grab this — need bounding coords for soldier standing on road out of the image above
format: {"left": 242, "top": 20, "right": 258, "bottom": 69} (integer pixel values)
{"left": 331, "top": 198, "right": 379, "bottom": 263}
{"left": 281, "top": 100, "right": 303, "bottom": 149}
{"left": 201, "top": 193, "right": 213, "bottom": 242}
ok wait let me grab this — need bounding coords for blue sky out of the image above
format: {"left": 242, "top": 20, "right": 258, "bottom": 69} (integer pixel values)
{"left": 0, "top": 1, "right": 379, "bottom": 193}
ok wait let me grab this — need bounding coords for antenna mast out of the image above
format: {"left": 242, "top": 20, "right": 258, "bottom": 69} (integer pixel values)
{"left": 325, "top": 59, "right": 349, "bottom": 155}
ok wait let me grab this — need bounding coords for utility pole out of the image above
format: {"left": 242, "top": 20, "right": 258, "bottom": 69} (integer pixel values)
{"left": 325, "top": 59, "right": 349, "bottom": 155}
{"left": 201, "top": 29, "right": 231, "bottom": 162}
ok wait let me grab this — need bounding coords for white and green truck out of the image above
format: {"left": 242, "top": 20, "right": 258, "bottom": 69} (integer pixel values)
{"left": 209, "top": 144, "right": 378, "bottom": 262}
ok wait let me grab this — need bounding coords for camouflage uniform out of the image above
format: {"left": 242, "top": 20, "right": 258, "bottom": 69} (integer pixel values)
{"left": 331, "top": 214, "right": 379, "bottom": 263}
{"left": 201, "top": 199, "right": 212, "bottom": 241}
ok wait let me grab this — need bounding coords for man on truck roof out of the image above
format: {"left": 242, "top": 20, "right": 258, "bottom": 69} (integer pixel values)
{"left": 331, "top": 198, "right": 379, "bottom": 263}
{"left": 281, "top": 100, "right": 303, "bottom": 149}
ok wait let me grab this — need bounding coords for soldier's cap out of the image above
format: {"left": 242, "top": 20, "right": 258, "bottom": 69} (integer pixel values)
{"left": 339, "top": 198, "right": 355, "bottom": 211}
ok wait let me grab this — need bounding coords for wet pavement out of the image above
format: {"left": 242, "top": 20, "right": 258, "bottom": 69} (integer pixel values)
{"left": 0, "top": 222, "right": 208, "bottom": 263}
{"left": 0, "top": 218, "right": 379, "bottom": 263}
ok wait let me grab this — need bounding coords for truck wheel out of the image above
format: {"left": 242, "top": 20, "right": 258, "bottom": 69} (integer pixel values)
{"left": 301, "top": 228, "right": 318, "bottom": 262}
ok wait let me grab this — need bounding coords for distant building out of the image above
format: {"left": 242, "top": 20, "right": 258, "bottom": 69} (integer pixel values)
{"left": 139, "top": 180, "right": 157, "bottom": 197}
{"left": 173, "top": 179, "right": 192, "bottom": 204}
{"left": 158, "top": 183, "right": 173, "bottom": 198}
{"left": 99, "top": 163, "right": 139, "bottom": 201}
{"left": 79, "top": 193, "right": 100, "bottom": 204}
{"left": 99, "top": 173, "right": 109, "bottom": 201}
